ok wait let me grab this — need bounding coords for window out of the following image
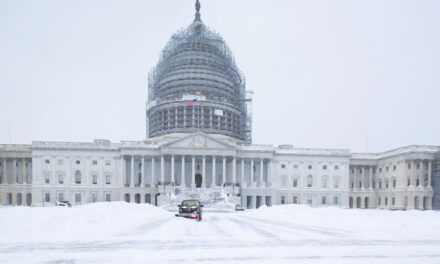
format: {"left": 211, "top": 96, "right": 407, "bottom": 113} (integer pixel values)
{"left": 407, "top": 178, "right": 410, "bottom": 186}
{"left": 393, "top": 165, "right": 396, "bottom": 171}
{"left": 293, "top": 164, "right": 298, "bottom": 169}
{"left": 379, "top": 168, "right": 382, "bottom": 173}
{"left": 106, "top": 175, "right": 111, "bottom": 184}
{"left": 333, "top": 177, "right": 339, "bottom": 188}
{"left": 58, "top": 174, "right": 63, "bottom": 184}
{"left": 105, "top": 193, "right": 111, "bottom": 202}
{"left": 75, "top": 193, "right": 81, "bottom": 203}
{"left": 378, "top": 197, "right": 381, "bottom": 205}
{"left": 92, "top": 193, "right": 97, "bottom": 203}
{"left": 281, "top": 176, "right": 287, "bottom": 188}
{"left": 92, "top": 175, "right": 97, "bottom": 184}
{"left": 45, "top": 174, "right": 50, "bottom": 184}
{"left": 393, "top": 179, "right": 396, "bottom": 188}
{"left": 408, "top": 163, "right": 411, "bottom": 169}
{"left": 417, "top": 163, "right": 420, "bottom": 169}
{"left": 385, "top": 180, "right": 389, "bottom": 188}
{"left": 293, "top": 178, "right": 298, "bottom": 187}
{"left": 307, "top": 175, "right": 313, "bottom": 187}
{"left": 307, "top": 197, "right": 312, "bottom": 205}
{"left": 334, "top": 165, "right": 339, "bottom": 170}
{"left": 92, "top": 160, "right": 98, "bottom": 165}
{"left": 333, "top": 196, "right": 338, "bottom": 205}
{"left": 322, "top": 196, "right": 327, "bottom": 205}
{"left": 416, "top": 179, "right": 420, "bottom": 186}
{"left": 281, "top": 164, "right": 286, "bottom": 169}
{"left": 76, "top": 160, "right": 81, "bottom": 165}
{"left": 45, "top": 193, "right": 50, "bottom": 202}
{"left": 45, "top": 159, "right": 50, "bottom": 164}
{"left": 75, "top": 170, "right": 81, "bottom": 184}
{"left": 392, "top": 197, "right": 395, "bottom": 206}
{"left": 292, "top": 196, "right": 298, "bottom": 204}
{"left": 58, "top": 193, "right": 64, "bottom": 202}
{"left": 280, "top": 196, "right": 286, "bottom": 204}
{"left": 386, "top": 166, "right": 389, "bottom": 172}
{"left": 58, "top": 160, "right": 63, "bottom": 165}
{"left": 379, "top": 181, "right": 382, "bottom": 189}
{"left": 308, "top": 165, "right": 312, "bottom": 169}
{"left": 323, "top": 165, "right": 327, "bottom": 170}
{"left": 322, "top": 177, "right": 328, "bottom": 188}
{"left": 105, "top": 160, "right": 111, "bottom": 166}
{"left": 385, "top": 197, "right": 388, "bottom": 205}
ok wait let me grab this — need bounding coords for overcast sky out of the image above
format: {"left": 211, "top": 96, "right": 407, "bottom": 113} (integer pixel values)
{"left": 0, "top": 0, "right": 439, "bottom": 153}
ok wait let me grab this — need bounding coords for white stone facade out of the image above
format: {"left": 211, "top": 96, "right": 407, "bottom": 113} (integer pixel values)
{"left": 1, "top": 134, "right": 438, "bottom": 210}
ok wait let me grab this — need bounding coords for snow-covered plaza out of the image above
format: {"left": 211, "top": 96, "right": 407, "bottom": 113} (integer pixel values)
{"left": 1, "top": 203, "right": 440, "bottom": 264}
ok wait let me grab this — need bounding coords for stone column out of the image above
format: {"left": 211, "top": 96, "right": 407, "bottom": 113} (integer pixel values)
{"left": 369, "top": 166, "right": 373, "bottom": 189}
{"left": 130, "top": 156, "right": 134, "bottom": 188}
{"left": 120, "top": 157, "right": 124, "bottom": 186}
{"left": 232, "top": 157, "right": 236, "bottom": 185}
{"left": 160, "top": 156, "right": 165, "bottom": 185}
{"left": 250, "top": 159, "right": 254, "bottom": 186}
{"left": 241, "top": 159, "right": 245, "bottom": 187}
{"left": 428, "top": 160, "right": 432, "bottom": 187}
{"left": 202, "top": 156, "right": 206, "bottom": 187}
{"left": 12, "top": 159, "right": 16, "bottom": 185}
{"left": 260, "top": 159, "right": 264, "bottom": 187}
{"left": 1, "top": 159, "right": 5, "bottom": 185}
{"left": 191, "top": 156, "right": 195, "bottom": 187}
{"left": 419, "top": 160, "right": 423, "bottom": 187}
{"left": 212, "top": 156, "right": 216, "bottom": 187}
{"left": 222, "top": 156, "right": 226, "bottom": 187}
{"left": 267, "top": 160, "right": 272, "bottom": 187}
{"left": 22, "top": 158, "right": 27, "bottom": 184}
{"left": 141, "top": 156, "right": 145, "bottom": 187}
{"left": 151, "top": 157, "right": 155, "bottom": 187}
{"left": 352, "top": 166, "right": 356, "bottom": 189}
{"left": 171, "top": 155, "right": 175, "bottom": 185}
{"left": 361, "top": 166, "right": 365, "bottom": 189}
{"left": 410, "top": 160, "right": 414, "bottom": 186}
{"left": 181, "top": 155, "right": 185, "bottom": 187}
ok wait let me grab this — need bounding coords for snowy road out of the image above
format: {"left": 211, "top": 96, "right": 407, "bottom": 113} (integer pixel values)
{"left": 1, "top": 203, "right": 440, "bottom": 264}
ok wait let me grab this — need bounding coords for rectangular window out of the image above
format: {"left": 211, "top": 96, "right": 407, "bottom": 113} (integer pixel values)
{"left": 322, "top": 196, "right": 327, "bottom": 205}
{"left": 92, "top": 160, "right": 98, "bottom": 165}
{"left": 76, "top": 160, "right": 81, "bottom": 165}
{"left": 322, "top": 178, "right": 328, "bottom": 188}
{"left": 393, "top": 179, "right": 396, "bottom": 188}
{"left": 386, "top": 166, "right": 389, "bottom": 172}
{"left": 45, "top": 174, "right": 50, "bottom": 184}
{"left": 280, "top": 196, "right": 286, "bottom": 204}
{"left": 93, "top": 175, "right": 97, "bottom": 184}
{"left": 58, "top": 159, "right": 63, "bottom": 165}
{"left": 334, "top": 165, "right": 339, "bottom": 170}
{"left": 105, "top": 193, "right": 111, "bottom": 202}
{"left": 379, "top": 168, "right": 382, "bottom": 173}
{"left": 293, "top": 178, "right": 298, "bottom": 187}
{"left": 106, "top": 175, "right": 111, "bottom": 184}
{"left": 292, "top": 196, "right": 298, "bottom": 204}
{"left": 334, "top": 178, "right": 339, "bottom": 188}
{"left": 408, "top": 163, "right": 411, "bottom": 169}
{"left": 307, "top": 197, "right": 312, "bottom": 205}
{"left": 58, "top": 192, "right": 64, "bottom": 202}
{"left": 105, "top": 160, "right": 111, "bottom": 166}
{"left": 392, "top": 197, "right": 395, "bottom": 205}
{"left": 75, "top": 193, "right": 81, "bottom": 203}
{"left": 385, "top": 197, "right": 388, "bottom": 205}
{"left": 281, "top": 164, "right": 286, "bottom": 169}
{"left": 323, "top": 165, "right": 327, "bottom": 170}
{"left": 333, "top": 196, "right": 338, "bottom": 205}
{"left": 45, "top": 193, "right": 50, "bottom": 202}
{"left": 293, "top": 164, "right": 298, "bottom": 169}
{"left": 58, "top": 174, "right": 63, "bottom": 184}
{"left": 45, "top": 159, "right": 50, "bottom": 164}
{"left": 393, "top": 165, "right": 396, "bottom": 171}
{"left": 92, "top": 193, "right": 97, "bottom": 203}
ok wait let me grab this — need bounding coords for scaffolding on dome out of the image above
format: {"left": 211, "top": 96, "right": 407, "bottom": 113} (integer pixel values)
{"left": 146, "top": 18, "right": 252, "bottom": 143}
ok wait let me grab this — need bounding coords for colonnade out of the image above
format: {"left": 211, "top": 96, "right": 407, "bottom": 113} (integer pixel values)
{"left": 0, "top": 158, "right": 31, "bottom": 185}
{"left": 408, "top": 159, "right": 432, "bottom": 187}
{"left": 122, "top": 155, "right": 272, "bottom": 188}
{"left": 351, "top": 165, "right": 375, "bottom": 189}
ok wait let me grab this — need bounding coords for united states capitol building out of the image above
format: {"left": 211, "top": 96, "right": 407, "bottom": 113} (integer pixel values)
{"left": 1, "top": 1, "right": 439, "bottom": 210}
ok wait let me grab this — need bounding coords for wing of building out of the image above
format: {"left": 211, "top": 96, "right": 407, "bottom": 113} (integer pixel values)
{"left": 1, "top": 1, "right": 439, "bottom": 210}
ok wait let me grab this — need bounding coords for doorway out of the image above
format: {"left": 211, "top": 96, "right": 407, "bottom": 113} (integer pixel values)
{"left": 195, "top": 174, "right": 202, "bottom": 188}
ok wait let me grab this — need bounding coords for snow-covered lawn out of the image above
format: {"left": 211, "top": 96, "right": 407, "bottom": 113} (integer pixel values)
{"left": 1, "top": 203, "right": 440, "bottom": 264}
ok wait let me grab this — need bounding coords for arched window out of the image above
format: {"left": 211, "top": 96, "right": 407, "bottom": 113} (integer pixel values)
{"left": 75, "top": 170, "right": 81, "bottom": 184}
{"left": 307, "top": 175, "right": 313, "bottom": 187}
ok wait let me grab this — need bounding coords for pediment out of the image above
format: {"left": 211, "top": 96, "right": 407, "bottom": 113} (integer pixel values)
{"left": 162, "top": 133, "right": 234, "bottom": 150}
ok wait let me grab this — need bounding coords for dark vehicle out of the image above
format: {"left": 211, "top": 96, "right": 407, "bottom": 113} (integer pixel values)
{"left": 175, "top": 200, "right": 203, "bottom": 221}
{"left": 55, "top": 201, "right": 72, "bottom": 207}
{"left": 235, "top": 204, "right": 245, "bottom": 211}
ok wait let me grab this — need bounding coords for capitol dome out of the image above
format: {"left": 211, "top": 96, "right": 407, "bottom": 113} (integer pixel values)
{"left": 146, "top": 0, "right": 252, "bottom": 143}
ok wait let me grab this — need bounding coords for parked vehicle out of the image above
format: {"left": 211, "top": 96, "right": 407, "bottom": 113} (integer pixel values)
{"left": 55, "top": 201, "right": 72, "bottom": 207}
{"left": 235, "top": 204, "right": 245, "bottom": 211}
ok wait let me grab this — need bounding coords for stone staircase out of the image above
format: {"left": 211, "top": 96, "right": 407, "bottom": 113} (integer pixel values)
{"left": 160, "top": 187, "right": 235, "bottom": 210}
